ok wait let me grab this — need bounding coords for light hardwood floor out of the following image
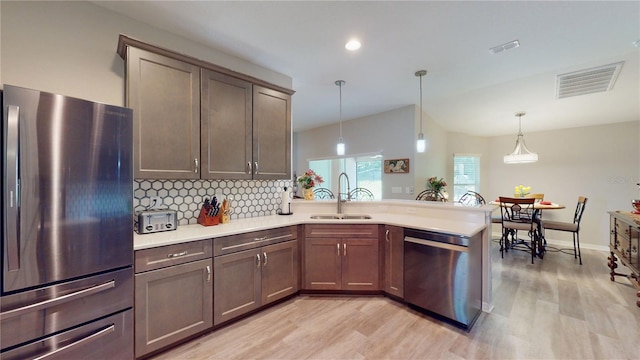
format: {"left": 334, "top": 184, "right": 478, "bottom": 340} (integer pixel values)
{"left": 151, "top": 245, "right": 640, "bottom": 359}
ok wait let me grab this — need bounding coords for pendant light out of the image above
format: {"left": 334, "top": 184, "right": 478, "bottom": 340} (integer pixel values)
{"left": 335, "top": 80, "right": 346, "bottom": 156}
{"left": 503, "top": 112, "right": 538, "bottom": 164}
{"left": 415, "top": 70, "right": 427, "bottom": 153}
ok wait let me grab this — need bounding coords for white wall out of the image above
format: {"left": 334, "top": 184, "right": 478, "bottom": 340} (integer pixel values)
{"left": 484, "top": 121, "right": 639, "bottom": 249}
{"left": 0, "top": 1, "right": 291, "bottom": 105}
{"left": 297, "top": 114, "right": 639, "bottom": 248}
{"left": 414, "top": 107, "right": 448, "bottom": 193}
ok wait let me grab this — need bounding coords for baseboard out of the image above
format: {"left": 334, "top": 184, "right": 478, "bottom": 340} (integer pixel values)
{"left": 491, "top": 231, "right": 609, "bottom": 252}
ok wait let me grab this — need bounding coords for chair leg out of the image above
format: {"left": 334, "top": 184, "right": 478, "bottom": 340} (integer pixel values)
{"left": 500, "top": 231, "right": 504, "bottom": 258}
{"left": 575, "top": 232, "right": 582, "bottom": 265}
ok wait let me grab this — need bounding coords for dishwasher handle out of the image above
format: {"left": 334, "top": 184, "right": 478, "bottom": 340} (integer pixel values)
{"left": 404, "top": 236, "right": 468, "bottom": 252}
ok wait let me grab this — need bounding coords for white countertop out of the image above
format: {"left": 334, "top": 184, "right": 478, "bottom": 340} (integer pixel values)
{"left": 134, "top": 200, "right": 491, "bottom": 250}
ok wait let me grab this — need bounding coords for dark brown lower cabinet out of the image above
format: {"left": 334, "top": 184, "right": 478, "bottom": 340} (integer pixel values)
{"left": 213, "top": 239, "right": 299, "bottom": 325}
{"left": 303, "top": 225, "right": 380, "bottom": 291}
{"left": 134, "top": 258, "right": 213, "bottom": 357}
{"left": 384, "top": 225, "right": 404, "bottom": 298}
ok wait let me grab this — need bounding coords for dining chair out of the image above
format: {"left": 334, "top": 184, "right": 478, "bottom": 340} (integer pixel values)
{"left": 525, "top": 193, "right": 545, "bottom": 234}
{"left": 458, "top": 191, "right": 486, "bottom": 206}
{"left": 541, "top": 196, "right": 587, "bottom": 265}
{"left": 349, "top": 187, "right": 374, "bottom": 201}
{"left": 499, "top": 196, "right": 540, "bottom": 264}
{"left": 312, "top": 187, "right": 335, "bottom": 199}
{"left": 415, "top": 189, "right": 446, "bottom": 202}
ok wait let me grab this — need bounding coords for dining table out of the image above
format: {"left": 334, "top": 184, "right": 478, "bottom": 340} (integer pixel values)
{"left": 490, "top": 199, "right": 566, "bottom": 258}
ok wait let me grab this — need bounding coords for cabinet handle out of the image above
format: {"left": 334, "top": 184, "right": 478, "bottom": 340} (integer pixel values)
{"left": 254, "top": 162, "right": 259, "bottom": 175}
{"left": 194, "top": 158, "right": 199, "bottom": 173}
{"left": 247, "top": 162, "right": 252, "bottom": 174}
{"left": 167, "top": 251, "right": 188, "bottom": 258}
{"left": 254, "top": 236, "right": 267, "bottom": 242}
{"left": 337, "top": 243, "right": 340, "bottom": 257}
{"left": 256, "top": 253, "right": 261, "bottom": 268}
{"left": 343, "top": 243, "right": 347, "bottom": 257}
{"left": 206, "top": 265, "right": 211, "bottom": 282}
{"left": 385, "top": 229, "right": 390, "bottom": 243}
{"left": 263, "top": 252, "right": 268, "bottom": 266}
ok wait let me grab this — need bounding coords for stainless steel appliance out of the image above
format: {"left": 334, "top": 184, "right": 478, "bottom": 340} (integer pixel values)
{"left": 135, "top": 209, "right": 178, "bottom": 234}
{"left": 1, "top": 85, "right": 134, "bottom": 359}
{"left": 404, "top": 228, "right": 482, "bottom": 330}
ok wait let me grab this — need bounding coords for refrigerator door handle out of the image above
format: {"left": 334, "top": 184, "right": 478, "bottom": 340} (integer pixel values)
{"left": 33, "top": 324, "right": 115, "bottom": 360}
{"left": 5, "top": 104, "right": 20, "bottom": 271}
{"left": 0, "top": 280, "right": 115, "bottom": 321}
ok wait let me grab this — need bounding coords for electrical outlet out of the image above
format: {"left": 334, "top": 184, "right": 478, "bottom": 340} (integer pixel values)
{"left": 149, "top": 196, "right": 162, "bottom": 209}
{"left": 406, "top": 186, "right": 414, "bottom": 194}
{"left": 391, "top": 187, "right": 402, "bottom": 194}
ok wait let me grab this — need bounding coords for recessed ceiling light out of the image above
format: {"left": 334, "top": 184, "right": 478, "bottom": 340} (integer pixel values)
{"left": 345, "top": 39, "right": 361, "bottom": 51}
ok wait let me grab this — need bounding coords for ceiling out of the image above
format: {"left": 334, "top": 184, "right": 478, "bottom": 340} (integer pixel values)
{"left": 93, "top": 1, "right": 640, "bottom": 136}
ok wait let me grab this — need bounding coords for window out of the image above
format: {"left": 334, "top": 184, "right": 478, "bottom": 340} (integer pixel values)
{"left": 453, "top": 154, "right": 480, "bottom": 202}
{"left": 306, "top": 153, "right": 382, "bottom": 199}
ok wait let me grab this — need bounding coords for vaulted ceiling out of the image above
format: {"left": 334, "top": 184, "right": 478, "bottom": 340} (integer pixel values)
{"left": 94, "top": 1, "right": 640, "bottom": 136}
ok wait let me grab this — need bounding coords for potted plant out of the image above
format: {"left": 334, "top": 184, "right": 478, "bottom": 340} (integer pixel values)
{"left": 297, "top": 169, "right": 324, "bottom": 200}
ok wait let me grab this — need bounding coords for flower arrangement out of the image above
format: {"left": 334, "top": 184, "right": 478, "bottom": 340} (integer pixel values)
{"left": 297, "top": 169, "right": 324, "bottom": 189}
{"left": 427, "top": 177, "right": 447, "bottom": 193}
{"left": 515, "top": 184, "right": 531, "bottom": 197}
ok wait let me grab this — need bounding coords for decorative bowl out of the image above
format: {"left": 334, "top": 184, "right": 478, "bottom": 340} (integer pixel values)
{"left": 632, "top": 199, "right": 640, "bottom": 212}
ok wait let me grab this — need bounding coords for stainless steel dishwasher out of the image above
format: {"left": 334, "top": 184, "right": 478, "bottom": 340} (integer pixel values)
{"left": 404, "top": 228, "right": 482, "bottom": 330}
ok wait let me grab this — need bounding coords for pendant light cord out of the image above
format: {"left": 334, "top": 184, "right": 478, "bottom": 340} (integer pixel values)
{"left": 339, "top": 81, "right": 343, "bottom": 139}
{"left": 517, "top": 112, "right": 524, "bottom": 135}
{"left": 419, "top": 73, "right": 423, "bottom": 134}
{"left": 415, "top": 70, "right": 427, "bottom": 135}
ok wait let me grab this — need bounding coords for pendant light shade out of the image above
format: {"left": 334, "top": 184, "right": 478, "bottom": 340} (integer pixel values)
{"left": 504, "top": 112, "right": 538, "bottom": 164}
{"left": 336, "top": 80, "right": 346, "bottom": 156}
{"left": 415, "top": 70, "right": 427, "bottom": 153}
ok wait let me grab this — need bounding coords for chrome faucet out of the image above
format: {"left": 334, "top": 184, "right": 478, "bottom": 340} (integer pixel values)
{"left": 337, "top": 172, "right": 350, "bottom": 214}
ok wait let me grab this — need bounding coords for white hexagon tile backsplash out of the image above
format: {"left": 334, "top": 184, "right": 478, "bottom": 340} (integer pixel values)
{"left": 133, "top": 179, "right": 292, "bottom": 225}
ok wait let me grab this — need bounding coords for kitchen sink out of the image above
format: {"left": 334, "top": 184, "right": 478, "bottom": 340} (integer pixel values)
{"left": 341, "top": 214, "right": 372, "bottom": 219}
{"left": 309, "top": 214, "right": 372, "bottom": 220}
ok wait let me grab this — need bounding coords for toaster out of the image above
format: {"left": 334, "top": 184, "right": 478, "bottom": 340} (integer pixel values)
{"left": 135, "top": 209, "right": 178, "bottom": 234}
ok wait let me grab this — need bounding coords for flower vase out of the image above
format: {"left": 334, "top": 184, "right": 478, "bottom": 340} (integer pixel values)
{"left": 303, "top": 188, "right": 315, "bottom": 200}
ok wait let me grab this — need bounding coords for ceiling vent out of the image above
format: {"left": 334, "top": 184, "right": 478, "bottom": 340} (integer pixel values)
{"left": 556, "top": 62, "right": 624, "bottom": 99}
{"left": 488, "top": 40, "right": 520, "bottom": 55}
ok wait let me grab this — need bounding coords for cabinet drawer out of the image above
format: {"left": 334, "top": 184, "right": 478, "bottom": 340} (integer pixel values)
{"left": 135, "top": 240, "right": 212, "bottom": 273}
{"left": 305, "top": 224, "right": 379, "bottom": 238}
{"left": 615, "top": 219, "right": 632, "bottom": 242}
{"left": 214, "top": 226, "right": 296, "bottom": 256}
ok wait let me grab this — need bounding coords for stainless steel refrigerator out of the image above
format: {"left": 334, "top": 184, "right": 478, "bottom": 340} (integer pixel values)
{"left": 1, "top": 85, "right": 134, "bottom": 359}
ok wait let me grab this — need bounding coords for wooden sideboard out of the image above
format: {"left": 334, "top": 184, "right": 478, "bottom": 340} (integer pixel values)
{"left": 607, "top": 211, "right": 640, "bottom": 307}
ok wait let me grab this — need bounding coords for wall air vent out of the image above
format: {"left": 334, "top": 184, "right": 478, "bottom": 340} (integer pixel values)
{"left": 556, "top": 62, "right": 624, "bottom": 99}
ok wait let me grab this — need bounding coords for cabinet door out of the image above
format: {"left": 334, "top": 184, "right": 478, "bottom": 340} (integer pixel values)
{"left": 304, "top": 238, "right": 341, "bottom": 290}
{"left": 252, "top": 85, "right": 291, "bottom": 180}
{"left": 213, "top": 249, "right": 261, "bottom": 325}
{"left": 201, "top": 69, "right": 253, "bottom": 180}
{"left": 342, "top": 238, "right": 380, "bottom": 290}
{"left": 384, "top": 225, "right": 404, "bottom": 298}
{"left": 126, "top": 47, "right": 200, "bottom": 179}
{"left": 261, "top": 240, "right": 299, "bottom": 305}
{"left": 135, "top": 259, "right": 213, "bottom": 357}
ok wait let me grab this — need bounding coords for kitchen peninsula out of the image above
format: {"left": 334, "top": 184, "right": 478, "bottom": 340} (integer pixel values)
{"left": 133, "top": 199, "right": 495, "bottom": 357}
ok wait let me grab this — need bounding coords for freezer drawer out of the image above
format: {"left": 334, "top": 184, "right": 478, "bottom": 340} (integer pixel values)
{"left": 0, "top": 267, "right": 133, "bottom": 350}
{"left": 1, "top": 309, "right": 133, "bottom": 360}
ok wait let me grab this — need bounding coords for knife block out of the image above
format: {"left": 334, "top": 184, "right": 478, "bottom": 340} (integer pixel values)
{"left": 197, "top": 206, "right": 220, "bottom": 226}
